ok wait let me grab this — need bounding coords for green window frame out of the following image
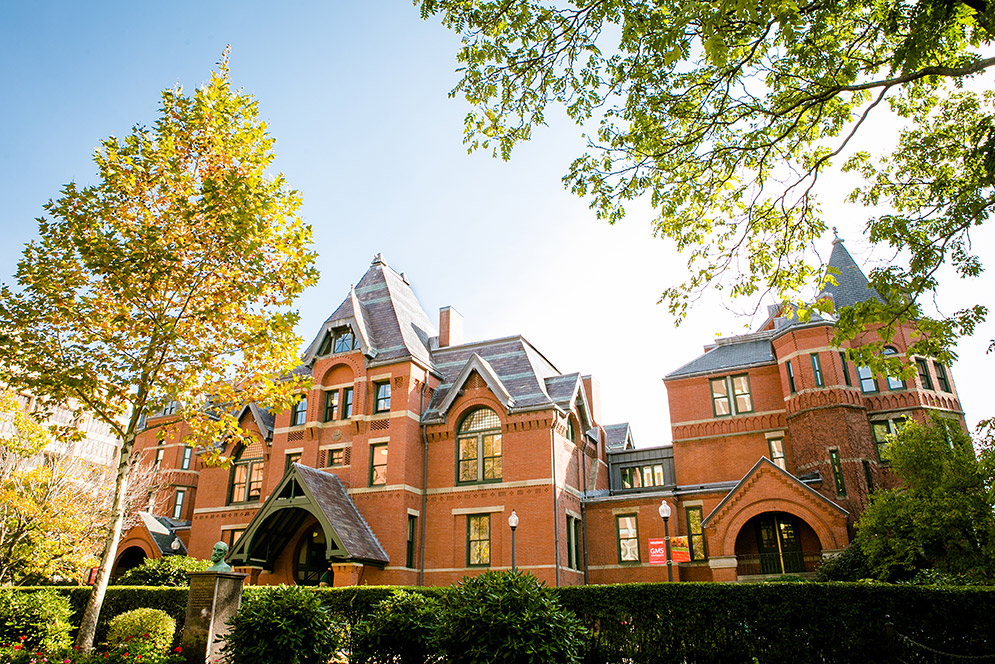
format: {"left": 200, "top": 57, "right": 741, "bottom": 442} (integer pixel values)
{"left": 567, "top": 515, "right": 582, "bottom": 570}
{"left": 154, "top": 442, "right": 164, "bottom": 468}
{"left": 616, "top": 514, "right": 640, "bottom": 563}
{"left": 329, "top": 448, "right": 345, "bottom": 466}
{"left": 229, "top": 453, "right": 264, "bottom": 504}
{"left": 934, "top": 362, "right": 951, "bottom": 392}
{"left": 768, "top": 437, "right": 786, "bottom": 470}
{"left": 786, "top": 360, "right": 797, "bottom": 393}
{"left": 863, "top": 460, "right": 874, "bottom": 492}
{"left": 341, "top": 387, "right": 354, "bottom": 419}
{"left": 291, "top": 395, "right": 308, "bottom": 426}
{"left": 872, "top": 418, "right": 906, "bottom": 464}
{"left": 406, "top": 514, "right": 417, "bottom": 568}
{"left": 180, "top": 445, "right": 192, "bottom": 470}
{"left": 857, "top": 365, "right": 878, "bottom": 393}
{"left": 829, "top": 449, "right": 847, "bottom": 497}
{"left": 710, "top": 374, "right": 753, "bottom": 417}
{"left": 369, "top": 443, "right": 388, "bottom": 486}
{"left": 457, "top": 408, "right": 502, "bottom": 484}
{"left": 883, "top": 348, "right": 905, "bottom": 390}
{"left": 840, "top": 352, "right": 852, "bottom": 386}
{"left": 374, "top": 381, "right": 391, "bottom": 414}
{"left": 323, "top": 390, "right": 338, "bottom": 421}
{"left": 172, "top": 488, "right": 187, "bottom": 520}
{"left": 467, "top": 514, "right": 490, "bottom": 567}
{"left": 686, "top": 506, "right": 706, "bottom": 561}
{"left": 285, "top": 451, "right": 301, "bottom": 474}
{"left": 317, "top": 326, "right": 359, "bottom": 356}
{"left": 810, "top": 353, "right": 824, "bottom": 387}
{"left": 915, "top": 358, "right": 933, "bottom": 390}
{"left": 620, "top": 463, "right": 666, "bottom": 489}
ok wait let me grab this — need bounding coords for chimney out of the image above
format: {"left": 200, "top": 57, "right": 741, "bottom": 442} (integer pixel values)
{"left": 582, "top": 375, "right": 602, "bottom": 427}
{"left": 439, "top": 306, "right": 463, "bottom": 348}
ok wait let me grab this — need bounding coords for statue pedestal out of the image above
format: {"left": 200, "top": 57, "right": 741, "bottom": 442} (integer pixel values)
{"left": 181, "top": 571, "right": 246, "bottom": 664}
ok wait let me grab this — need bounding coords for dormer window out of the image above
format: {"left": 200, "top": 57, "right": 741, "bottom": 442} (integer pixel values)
{"left": 317, "top": 326, "right": 358, "bottom": 356}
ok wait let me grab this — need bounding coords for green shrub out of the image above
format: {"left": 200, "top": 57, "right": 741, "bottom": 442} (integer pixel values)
{"left": 815, "top": 542, "right": 871, "bottom": 582}
{"left": 351, "top": 590, "right": 441, "bottom": 664}
{"left": 0, "top": 588, "right": 72, "bottom": 651}
{"left": 106, "top": 607, "right": 176, "bottom": 661}
{"left": 116, "top": 556, "right": 211, "bottom": 587}
{"left": 221, "top": 584, "right": 343, "bottom": 664}
{"left": 437, "top": 571, "right": 584, "bottom": 664}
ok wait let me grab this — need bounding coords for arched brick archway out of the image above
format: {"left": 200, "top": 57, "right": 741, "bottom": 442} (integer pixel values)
{"left": 112, "top": 543, "right": 152, "bottom": 577}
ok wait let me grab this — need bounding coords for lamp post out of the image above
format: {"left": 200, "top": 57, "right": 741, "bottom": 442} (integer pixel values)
{"left": 508, "top": 510, "right": 519, "bottom": 571}
{"left": 658, "top": 500, "right": 673, "bottom": 582}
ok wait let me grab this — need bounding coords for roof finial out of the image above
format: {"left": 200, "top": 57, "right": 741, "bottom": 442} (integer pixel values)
{"left": 832, "top": 226, "right": 842, "bottom": 244}
{"left": 372, "top": 253, "right": 386, "bottom": 266}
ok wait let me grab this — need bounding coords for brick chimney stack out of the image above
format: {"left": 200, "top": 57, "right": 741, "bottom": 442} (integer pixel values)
{"left": 439, "top": 306, "right": 463, "bottom": 348}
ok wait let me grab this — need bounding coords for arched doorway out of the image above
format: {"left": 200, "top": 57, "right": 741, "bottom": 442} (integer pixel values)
{"left": 734, "top": 512, "right": 822, "bottom": 578}
{"left": 112, "top": 546, "right": 148, "bottom": 577}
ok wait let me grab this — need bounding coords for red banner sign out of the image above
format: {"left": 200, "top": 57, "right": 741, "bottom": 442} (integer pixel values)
{"left": 648, "top": 537, "right": 691, "bottom": 564}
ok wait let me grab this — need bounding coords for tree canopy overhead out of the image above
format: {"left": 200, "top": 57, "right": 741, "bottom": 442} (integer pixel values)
{"left": 0, "top": 50, "right": 318, "bottom": 648}
{"left": 418, "top": 0, "right": 995, "bottom": 368}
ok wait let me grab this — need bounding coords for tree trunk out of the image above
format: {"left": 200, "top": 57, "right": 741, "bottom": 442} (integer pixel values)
{"left": 74, "top": 432, "right": 134, "bottom": 651}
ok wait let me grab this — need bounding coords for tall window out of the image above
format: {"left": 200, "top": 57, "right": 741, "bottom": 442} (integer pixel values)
{"left": 768, "top": 437, "right": 786, "bottom": 470}
{"left": 323, "top": 391, "right": 338, "bottom": 421}
{"left": 686, "top": 506, "right": 706, "bottom": 561}
{"left": 341, "top": 387, "right": 354, "bottom": 418}
{"left": 180, "top": 446, "right": 193, "bottom": 470}
{"left": 829, "top": 449, "right": 846, "bottom": 497}
{"left": 467, "top": 514, "right": 490, "bottom": 566}
{"left": 374, "top": 381, "right": 391, "bottom": 414}
{"left": 616, "top": 514, "right": 639, "bottom": 563}
{"left": 883, "top": 348, "right": 904, "bottom": 390}
{"left": 872, "top": 418, "right": 906, "bottom": 463}
{"left": 406, "top": 515, "right": 417, "bottom": 568}
{"left": 172, "top": 489, "right": 187, "bottom": 519}
{"left": 710, "top": 374, "right": 753, "bottom": 417}
{"left": 291, "top": 395, "right": 308, "bottom": 426}
{"left": 567, "top": 515, "right": 582, "bottom": 570}
{"left": 369, "top": 443, "right": 388, "bottom": 486}
{"left": 857, "top": 365, "right": 878, "bottom": 393}
{"left": 154, "top": 442, "right": 164, "bottom": 468}
{"left": 457, "top": 408, "right": 502, "bottom": 484}
{"left": 915, "top": 358, "right": 934, "bottom": 390}
{"left": 840, "top": 352, "right": 852, "bottom": 386}
{"left": 230, "top": 443, "right": 264, "bottom": 504}
{"left": 863, "top": 460, "right": 874, "bottom": 492}
{"left": 810, "top": 353, "right": 824, "bottom": 387}
{"left": 934, "top": 362, "right": 952, "bottom": 392}
{"left": 786, "top": 360, "right": 797, "bottom": 393}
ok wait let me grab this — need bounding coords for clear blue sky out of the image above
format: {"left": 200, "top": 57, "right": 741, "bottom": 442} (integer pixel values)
{"left": 2, "top": 1, "right": 990, "bottom": 440}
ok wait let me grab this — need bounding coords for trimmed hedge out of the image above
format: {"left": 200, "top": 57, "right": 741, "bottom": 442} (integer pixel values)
{"left": 555, "top": 582, "right": 995, "bottom": 664}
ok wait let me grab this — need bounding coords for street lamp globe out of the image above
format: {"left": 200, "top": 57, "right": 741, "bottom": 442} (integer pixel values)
{"left": 658, "top": 500, "right": 671, "bottom": 520}
{"left": 508, "top": 509, "right": 519, "bottom": 530}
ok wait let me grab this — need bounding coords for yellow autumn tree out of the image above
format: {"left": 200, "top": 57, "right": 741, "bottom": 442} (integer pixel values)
{"left": 0, "top": 50, "right": 318, "bottom": 649}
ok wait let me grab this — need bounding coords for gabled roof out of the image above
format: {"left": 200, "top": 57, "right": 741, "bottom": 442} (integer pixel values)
{"left": 435, "top": 353, "right": 515, "bottom": 416}
{"left": 302, "top": 254, "right": 436, "bottom": 368}
{"left": 228, "top": 464, "right": 388, "bottom": 569}
{"left": 665, "top": 333, "right": 776, "bottom": 380}
{"left": 604, "top": 423, "right": 635, "bottom": 450}
{"left": 137, "top": 512, "right": 188, "bottom": 556}
{"left": 819, "top": 237, "right": 884, "bottom": 310}
{"left": 235, "top": 403, "right": 275, "bottom": 440}
{"left": 423, "top": 335, "right": 564, "bottom": 422}
{"left": 544, "top": 373, "right": 593, "bottom": 429}
{"left": 702, "top": 457, "right": 848, "bottom": 527}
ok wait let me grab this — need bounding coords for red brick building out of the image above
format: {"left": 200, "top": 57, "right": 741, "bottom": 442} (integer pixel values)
{"left": 115, "top": 240, "right": 965, "bottom": 584}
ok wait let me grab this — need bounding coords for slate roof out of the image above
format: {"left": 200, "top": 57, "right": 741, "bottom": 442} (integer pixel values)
{"left": 138, "top": 512, "right": 189, "bottom": 555}
{"left": 424, "top": 336, "right": 563, "bottom": 421}
{"left": 665, "top": 334, "right": 776, "bottom": 380}
{"left": 604, "top": 423, "right": 634, "bottom": 450}
{"left": 295, "top": 464, "right": 389, "bottom": 565}
{"left": 303, "top": 255, "right": 436, "bottom": 368}
{"left": 819, "top": 238, "right": 884, "bottom": 309}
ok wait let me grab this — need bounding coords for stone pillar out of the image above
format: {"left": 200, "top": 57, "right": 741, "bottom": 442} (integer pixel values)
{"left": 181, "top": 571, "right": 246, "bottom": 664}
{"left": 708, "top": 555, "right": 739, "bottom": 583}
{"left": 331, "top": 562, "right": 364, "bottom": 587}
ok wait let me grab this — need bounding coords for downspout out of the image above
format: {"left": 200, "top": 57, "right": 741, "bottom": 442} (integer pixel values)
{"left": 418, "top": 378, "right": 429, "bottom": 586}
{"left": 550, "top": 414, "right": 561, "bottom": 586}
{"left": 580, "top": 435, "right": 589, "bottom": 585}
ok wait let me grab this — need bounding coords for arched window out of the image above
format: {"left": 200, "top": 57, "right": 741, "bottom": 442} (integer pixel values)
{"left": 229, "top": 439, "right": 264, "bottom": 504}
{"left": 883, "top": 347, "right": 905, "bottom": 390}
{"left": 567, "top": 420, "right": 577, "bottom": 443}
{"left": 457, "top": 408, "right": 502, "bottom": 484}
